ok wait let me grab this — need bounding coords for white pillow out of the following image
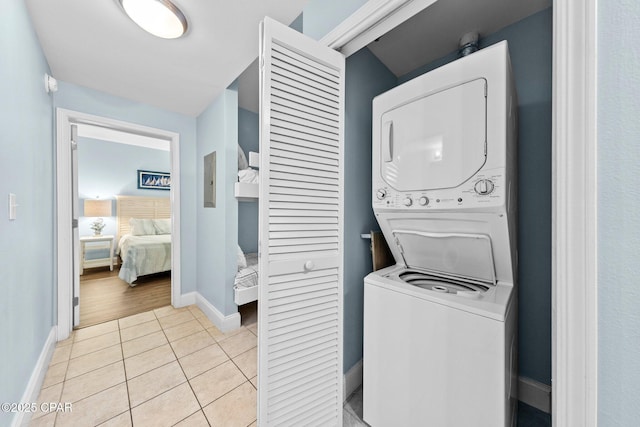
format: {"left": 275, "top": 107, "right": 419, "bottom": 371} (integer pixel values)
{"left": 129, "top": 218, "right": 156, "bottom": 236}
{"left": 237, "top": 245, "right": 247, "bottom": 270}
{"left": 153, "top": 218, "right": 171, "bottom": 235}
{"left": 238, "top": 144, "right": 249, "bottom": 170}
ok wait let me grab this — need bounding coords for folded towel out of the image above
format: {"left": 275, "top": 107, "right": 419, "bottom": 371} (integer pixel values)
{"left": 238, "top": 168, "right": 259, "bottom": 184}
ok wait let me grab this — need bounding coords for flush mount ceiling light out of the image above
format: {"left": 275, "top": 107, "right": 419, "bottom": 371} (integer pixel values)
{"left": 119, "top": 0, "right": 188, "bottom": 39}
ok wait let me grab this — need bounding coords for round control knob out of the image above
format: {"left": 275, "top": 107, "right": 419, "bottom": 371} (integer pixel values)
{"left": 403, "top": 197, "right": 413, "bottom": 207}
{"left": 418, "top": 196, "right": 429, "bottom": 206}
{"left": 376, "top": 188, "right": 387, "bottom": 200}
{"left": 474, "top": 179, "right": 495, "bottom": 195}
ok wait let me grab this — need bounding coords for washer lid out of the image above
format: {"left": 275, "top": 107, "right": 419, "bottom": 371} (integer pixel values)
{"left": 392, "top": 230, "right": 496, "bottom": 285}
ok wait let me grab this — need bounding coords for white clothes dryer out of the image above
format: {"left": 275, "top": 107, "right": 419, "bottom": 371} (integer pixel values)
{"left": 363, "top": 41, "right": 518, "bottom": 427}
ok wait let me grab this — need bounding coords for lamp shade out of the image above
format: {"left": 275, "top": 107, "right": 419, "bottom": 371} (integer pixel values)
{"left": 84, "top": 199, "right": 111, "bottom": 217}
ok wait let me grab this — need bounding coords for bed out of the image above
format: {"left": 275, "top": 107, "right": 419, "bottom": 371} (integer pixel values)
{"left": 116, "top": 196, "right": 171, "bottom": 285}
{"left": 234, "top": 251, "right": 259, "bottom": 305}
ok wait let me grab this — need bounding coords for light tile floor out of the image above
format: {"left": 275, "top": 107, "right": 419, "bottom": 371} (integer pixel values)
{"left": 30, "top": 305, "right": 258, "bottom": 427}
{"left": 32, "top": 303, "right": 540, "bottom": 427}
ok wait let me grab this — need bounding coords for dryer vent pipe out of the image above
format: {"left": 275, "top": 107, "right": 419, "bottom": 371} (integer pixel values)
{"left": 459, "top": 32, "right": 479, "bottom": 57}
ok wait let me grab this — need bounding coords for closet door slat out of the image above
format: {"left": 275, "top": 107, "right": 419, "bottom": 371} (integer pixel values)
{"left": 271, "top": 110, "right": 339, "bottom": 137}
{"left": 271, "top": 140, "right": 339, "bottom": 161}
{"left": 271, "top": 134, "right": 339, "bottom": 157}
{"left": 272, "top": 100, "right": 339, "bottom": 130}
{"left": 271, "top": 43, "right": 340, "bottom": 80}
{"left": 272, "top": 68, "right": 339, "bottom": 104}
{"left": 271, "top": 56, "right": 340, "bottom": 94}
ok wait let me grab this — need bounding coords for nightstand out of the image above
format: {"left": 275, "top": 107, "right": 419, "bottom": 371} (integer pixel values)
{"left": 79, "top": 235, "right": 115, "bottom": 275}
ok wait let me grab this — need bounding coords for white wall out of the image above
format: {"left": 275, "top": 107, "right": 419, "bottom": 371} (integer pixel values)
{"left": 196, "top": 86, "right": 239, "bottom": 316}
{"left": 54, "top": 80, "right": 198, "bottom": 294}
{"left": 77, "top": 136, "right": 170, "bottom": 239}
{"left": 597, "top": 1, "right": 640, "bottom": 425}
{"left": 0, "top": 2, "right": 54, "bottom": 425}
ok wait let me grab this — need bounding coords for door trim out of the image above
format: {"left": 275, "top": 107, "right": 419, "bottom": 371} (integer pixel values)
{"left": 552, "top": 0, "right": 598, "bottom": 424}
{"left": 56, "top": 108, "right": 182, "bottom": 340}
{"left": 320, "top": 0, "right": 437, "bottom": 56}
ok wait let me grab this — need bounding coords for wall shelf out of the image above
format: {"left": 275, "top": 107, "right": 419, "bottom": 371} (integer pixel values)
{"left": 249, "top": 152, "right": 260, "bottom": 168}
{"left": 236, "top": 151, "right": 259, "bottom": 201}
{"left": 235, "top": 182, "right": 258, "bottom": 201}
{"left": 234, "top": 285, "right": 258, "bottom": 305}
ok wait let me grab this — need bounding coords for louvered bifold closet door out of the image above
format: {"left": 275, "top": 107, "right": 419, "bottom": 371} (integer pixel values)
{"left": 258, "top": 17, "right": 345, "bottom": 427}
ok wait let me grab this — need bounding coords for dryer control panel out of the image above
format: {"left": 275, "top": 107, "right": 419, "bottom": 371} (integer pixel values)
{"left": 373, "top": 169, "right": 506, "bottom": 211}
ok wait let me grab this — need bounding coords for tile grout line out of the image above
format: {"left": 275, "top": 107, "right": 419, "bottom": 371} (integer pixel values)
{"left": 198, "top": 381, "right": 256, "bottom": 419}
{"left": 158, "top": 308, "right": 209, "bottom": 421}
{"left": 162, "top": 306, "right": 256, "bottom": 424}
{"left": 39, "top": 306, "right": 258, "bottom": 426}
{"left": 54, "top": 333, "right": 76, "bottom": 425}
{"left": 153, "top": 307, "right": 206, "bottom": 424}
{"left": 205, "top": 326, "right": 259, "bottom": 412}
{"left": 117, "top": 318, "right": 136, "bottom": 427}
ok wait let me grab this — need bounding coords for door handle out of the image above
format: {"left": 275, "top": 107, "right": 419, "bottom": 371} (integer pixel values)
{"left": 382, "top": 121, "right": 393, "bottom": 162}
{"left": 304, "top": 260, "right": 315, "bottom": 271}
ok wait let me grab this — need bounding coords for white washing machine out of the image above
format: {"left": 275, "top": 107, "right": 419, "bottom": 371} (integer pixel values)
{"left": 363, "top": 41, "right": 518, "bottom": 427}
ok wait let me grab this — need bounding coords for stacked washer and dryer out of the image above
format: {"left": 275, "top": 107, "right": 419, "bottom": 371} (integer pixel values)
{"left": 363, "top": 41, "right": 518, "bottom": 426}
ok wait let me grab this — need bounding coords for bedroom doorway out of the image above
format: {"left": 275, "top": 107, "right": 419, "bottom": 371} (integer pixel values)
{"left": 75, "top": 126, "right": 173, "bottom": 328}
{"left": 56, "top": 109, "right": 182, "bottom": 339}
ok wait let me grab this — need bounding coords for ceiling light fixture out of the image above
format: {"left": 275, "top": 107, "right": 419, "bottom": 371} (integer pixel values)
{"left": 119, "top": 0, "right": 188, "bottom": 39}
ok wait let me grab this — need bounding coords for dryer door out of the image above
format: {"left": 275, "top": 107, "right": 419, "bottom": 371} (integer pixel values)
{"left": 380, "top": 78, "right": 487, "bottom": 191}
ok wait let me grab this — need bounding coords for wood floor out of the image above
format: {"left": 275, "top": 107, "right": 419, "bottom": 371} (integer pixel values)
{"left": 79, "top": 267, "right": 171, "bottom": 328}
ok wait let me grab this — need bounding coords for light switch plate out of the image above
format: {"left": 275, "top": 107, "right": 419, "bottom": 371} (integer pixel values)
{"left": 9, "top": 193, "right": 16, "bottom": 220}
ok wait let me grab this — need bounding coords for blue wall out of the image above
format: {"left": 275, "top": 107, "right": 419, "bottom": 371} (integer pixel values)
{"left": 0, "top": 2, "right": 54, "bottom": 425}
{"left": 290, "top": 12, "right": 304, "bottom": 33}
{"left": 397, "top": 8, "right": 553, "bottom": 386}
{"left": 196, "top": 86, "right": 239, "bottom": 316}
{"left": 342, "top": 49, "right": 397, "bottom": 371}
{"left": 598, "top": 1, "right": 640, "bottom": 424}
{"left": 303, "top": 0, "right": 367, "bottom": 40}
{"left": 238, "top": 108, "right": 259, "bottom": 254}
{"left": 54, "top": 81, "right": 198, "bottom": 294}
{"left": 77, "top": 136, "right": 170, "bottom": 241}
{"left": 304, "top": 2, "right": 553, "bottom": 383}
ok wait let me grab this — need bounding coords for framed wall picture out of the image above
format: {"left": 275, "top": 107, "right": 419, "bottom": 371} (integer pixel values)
{"left": 138, "top": 170, "right": 171, "bottom": 190}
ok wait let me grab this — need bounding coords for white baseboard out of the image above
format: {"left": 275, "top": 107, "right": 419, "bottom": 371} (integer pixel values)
{"left": 518, "top": 376, "right": 551, "bottom": 414}
{"left": 175, "top": 291, "right": 197, "bottom": 307}
{"left": 174, "top": 292, "right": 241, "bottom": 333}
{"left": 343, "top": 359, "right": 363, "bottom": 402}
{"left": 196, "top": 293, "right": 241, "bottom": 333}
{"left": 12, "top": 327, "right": 57, "bottom": 427}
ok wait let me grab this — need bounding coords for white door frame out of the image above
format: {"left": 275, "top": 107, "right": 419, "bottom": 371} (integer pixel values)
{"left": 322, "top": 0, "right": 599, "bottom": 423}
{"left": 551, "top": 0, "right": 598, "bottom": 425}
{"left": 56, "top": 108, "right": 182, "bottom": 340}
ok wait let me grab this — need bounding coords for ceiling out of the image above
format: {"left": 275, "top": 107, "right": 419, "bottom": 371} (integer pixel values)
{"left": 26, "top": 0, "right": 550, "bottom": 117}
{"left": 236, "top": 0, "right": 551, "bottom": 114}
{"left": 367, "top": 0, "right": 551, "bottom": 77}
{"left": 25, "top": 0, "right": 308, "bottom": 117}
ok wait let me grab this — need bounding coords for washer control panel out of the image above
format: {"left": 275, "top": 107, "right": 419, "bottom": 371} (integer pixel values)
{"left": 373, "top": 170, "right": 505, "bottom": 210}
{"left": 474, "top": 179, "right": 495, "bottom": 195}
